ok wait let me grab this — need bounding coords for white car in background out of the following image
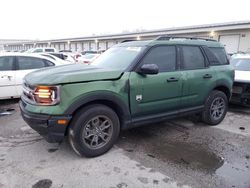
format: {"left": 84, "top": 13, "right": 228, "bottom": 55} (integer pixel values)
{"left": 39, "top": 53, "right": 74, "bottom": 64}
{"left": 77, "top": 53, "right": 100, "bottom": 64}
{"left": 0, "top": 53, "right": 70, "bottom": 99}
{"left": 230, "top": 55, "right": 250, "bottom": 106}
{"left": 27, "top": 47, "right": 57, "bottom": 53}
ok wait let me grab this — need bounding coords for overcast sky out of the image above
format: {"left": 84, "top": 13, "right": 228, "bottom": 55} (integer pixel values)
{"left": 0, "top": 0, "right": 249, "bottom": 40}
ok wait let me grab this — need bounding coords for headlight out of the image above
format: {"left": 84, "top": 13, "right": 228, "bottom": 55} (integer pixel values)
{"left": 33, "top": 86, "right": 60, "bottom": 105}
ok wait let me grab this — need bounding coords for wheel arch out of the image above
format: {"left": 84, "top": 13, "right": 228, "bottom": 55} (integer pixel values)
{"left": 64, "top": 92, "right": 131, "bottom": 132}
{"left": 212, "top": 85, "right": 231, "bottom": 100}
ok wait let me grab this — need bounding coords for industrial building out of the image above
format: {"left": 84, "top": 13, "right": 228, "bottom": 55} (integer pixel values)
{"left": 2, "top": 20, "right": 250, "bottom": 54}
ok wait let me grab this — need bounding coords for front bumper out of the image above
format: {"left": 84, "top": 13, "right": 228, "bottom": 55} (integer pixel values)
{"left": 20, "top": 100, "right": 72, "bottom": 143}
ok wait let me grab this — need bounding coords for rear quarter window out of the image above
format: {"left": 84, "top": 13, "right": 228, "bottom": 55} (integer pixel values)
{"left": 45, "top": 49, "right": 55, "bottom": 52}
{"left": 208, "top": 47, "right": 229, "bottom": 65}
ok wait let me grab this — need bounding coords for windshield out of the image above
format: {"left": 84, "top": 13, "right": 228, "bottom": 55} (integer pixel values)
{"left": 231, "top": 58, "right": 250, "bottom": 71}
{"left": 92, "top": 46, "right": 144, "bottom": 70}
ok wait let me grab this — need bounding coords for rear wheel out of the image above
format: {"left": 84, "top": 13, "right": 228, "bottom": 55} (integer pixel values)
{"left": 68, "top": 104, "right": 120, "bottom": 157}
{"left": 202, "top": 90, "right": 228, "bottom": 125}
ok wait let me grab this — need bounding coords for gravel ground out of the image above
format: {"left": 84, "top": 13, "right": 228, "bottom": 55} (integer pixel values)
{"left": 0, "top": 99, "right": 249, "bottom": 188}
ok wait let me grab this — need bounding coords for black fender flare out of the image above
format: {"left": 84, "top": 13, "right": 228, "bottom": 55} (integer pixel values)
{"left": 64, "top": 91, "right": 131, "bottom": 125}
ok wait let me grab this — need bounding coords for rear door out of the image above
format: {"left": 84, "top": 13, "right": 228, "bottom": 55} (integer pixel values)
{"left": 179, "top": 45, "right": 217, "bottom": 108}
{"left": 15, "top": 56, "right": 48, "bottom": 95}
{"left": 129, "top": 45, "right": 183, "bottom": 117}
{"left": 0, "top": 56, "right": 17, "bottom": 99}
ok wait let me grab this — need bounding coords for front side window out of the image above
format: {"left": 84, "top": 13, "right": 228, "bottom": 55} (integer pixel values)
{"left": 140, "top": 46, "right": 176, "bottom": 72}
{"left": 17, "top": 56, "right": 46, "bottom": 70}
{"left": 182, "top": 46, "right": 205, "bottom": 70}
{"left": 0, "top": 56, "right": 14, "bottom": 71}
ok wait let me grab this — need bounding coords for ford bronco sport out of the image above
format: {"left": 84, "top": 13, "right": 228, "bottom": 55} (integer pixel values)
{"left": 20, "top": 36, "right": 234, "bottom": 157}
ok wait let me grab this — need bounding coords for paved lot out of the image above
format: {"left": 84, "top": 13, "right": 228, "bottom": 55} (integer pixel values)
{"left": 0, "top": 99, "right": 249, "bottom": 188}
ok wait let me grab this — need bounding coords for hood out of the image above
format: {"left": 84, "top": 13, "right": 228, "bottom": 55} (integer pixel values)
{"left": 24, "top": 64, "right": 123, "bottom": 85}
{"left": 234, "top": 70, "right": 250, "bottom": 83}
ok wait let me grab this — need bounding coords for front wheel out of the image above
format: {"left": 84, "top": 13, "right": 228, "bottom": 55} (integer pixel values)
{"left": 202, "top": 90, "right": 228, "bottom": 125}
{"left": 68, "top": 104, "right": 120, "bottom": 157}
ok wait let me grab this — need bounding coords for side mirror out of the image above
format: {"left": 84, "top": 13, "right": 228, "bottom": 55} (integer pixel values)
{"left": 138, "top": 64, "right": 159, "bottom": 75}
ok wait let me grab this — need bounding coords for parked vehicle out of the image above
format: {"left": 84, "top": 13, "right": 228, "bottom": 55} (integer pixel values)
{"left": 20, "top": 36, "right": 234, "bottom": 157}
{"left": 59, "top": 50, "right": 72, "bottom": 53}
{"left": 27, "top": 47, "right": 57, "bottom": 53}
{"left": 78, "top": 54, "right": 100, "bottom": 64}
{"left": 39, "top": 53, "right": 73, "bottom": 64}
{"left": 0, "top": 53, "right": 69, "bottom": 99}
{"left": 230, "top": 55, "right": 250, "bottom": 106}
{"left": 81, "top": 50, "right": 105, "bottom": 55}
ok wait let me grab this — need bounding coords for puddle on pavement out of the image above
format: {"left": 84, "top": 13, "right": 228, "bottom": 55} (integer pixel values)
{"left": 149, "top": 141, "right": 224, "bottom": 171}
{"left": 118, "top": 128, "right": 224, "bottom": 172}
{"left": 32, "top": 179, "right": 52, "bottom": 188}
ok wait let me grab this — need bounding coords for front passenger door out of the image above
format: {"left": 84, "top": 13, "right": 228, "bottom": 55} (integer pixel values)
{"left": 129, "top": 45, "right": 183, "bottom": 117}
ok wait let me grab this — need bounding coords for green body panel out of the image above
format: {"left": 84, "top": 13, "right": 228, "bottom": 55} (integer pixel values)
{"left": 129, "top": 71, "right": 182, "bottom": 117}
{"left": 24, "top": 64, "right": 123, "bottom": 85}
{"left": 24, "top": 73, "right": 130, "bottom": 115}
{"left": 180, "top": 67, "right": 217, "bottom": 108}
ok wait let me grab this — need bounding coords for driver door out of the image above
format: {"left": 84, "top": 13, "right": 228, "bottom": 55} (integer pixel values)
{"left": 129, "top": 45, "right": 183, "bottom": 117}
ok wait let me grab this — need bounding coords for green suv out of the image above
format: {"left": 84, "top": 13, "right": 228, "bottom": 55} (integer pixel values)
{"left": 20, "top": 36, "right": 234, "bottom": 157}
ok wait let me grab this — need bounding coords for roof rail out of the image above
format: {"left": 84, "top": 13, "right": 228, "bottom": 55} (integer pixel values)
{"left": 155, "top": 35, "right": 217, "bottom": 42}
{"left": 121, "top": 40, "right": 136, "bottom": 43}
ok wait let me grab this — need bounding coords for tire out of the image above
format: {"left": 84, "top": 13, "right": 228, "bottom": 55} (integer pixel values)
{"left": 68, "top": 104, "right": 120, "bottom": 157}
{"left": 202, "top": 90, "right": 228, "bottom": 125}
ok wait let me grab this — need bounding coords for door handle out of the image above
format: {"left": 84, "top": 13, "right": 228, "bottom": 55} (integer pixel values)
{"left": 1, "top": 75, "right": 12, "bottom": 80}
{"left": 167, "top": 77, "right": 179, "bottom": 82}
{"left": 203, "top": 74, "right": 212, "bottom": 79}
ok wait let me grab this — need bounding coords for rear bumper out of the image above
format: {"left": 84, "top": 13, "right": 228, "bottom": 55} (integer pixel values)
{"left": 231, "top": 82, "right": 250, "bottom": 106}
{"left": 19, "top": 101, "right": 71, "bottom": 143}
{"left": 231, "top": 93, "right": 250, "bottom": 106}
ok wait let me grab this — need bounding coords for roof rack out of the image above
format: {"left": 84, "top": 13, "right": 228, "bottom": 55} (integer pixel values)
{"left": 155, "top": 35, "right": 217, "bottom": 42}
{"left": 121, "top": 40, "right": 136, "bottom": 43}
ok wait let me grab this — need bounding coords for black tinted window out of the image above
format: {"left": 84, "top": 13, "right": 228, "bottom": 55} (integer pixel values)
{"left": 202, "top": 46, "right": 220, "bottom": 65}
{"left": 141, "top": 46, "right": 176, "bottom": 72}
{"left": 45, "top": 49, "right": 55, "bottom": 52}
{"left": 182, "top": 46, "right": 205, "bottom": 69}
{"left": 0, "top": 56, "right": 14, "bottom": 71}
{"left": 209, "top": 47, "right": 228, "bottom": 65}
{"left": 17, "top": 56, "right": 46, "bottom": 70}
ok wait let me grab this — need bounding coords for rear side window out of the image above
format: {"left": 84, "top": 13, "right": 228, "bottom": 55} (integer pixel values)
{"left": 181, "top": 46, "right": 205, "bottom": 70}
{"left": 17, "top": 56, "right": 46, "bottom": 70}
{"left": 141, "top": 46, "right": 176, "bottom": 72}
{"left": 209, "top": 47, "right": 228, "bottom": 65}
{"left": 45, "top": 49, "right": 55, "bottom": 52}
{"left": 44, "top": 60, "right": 55, "bottom": 66}
{"left": 33, "top": 49, "right": 43, "bottom": 53}
{"left": 0, "top": 56, "right": 14, "bottom": 71}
